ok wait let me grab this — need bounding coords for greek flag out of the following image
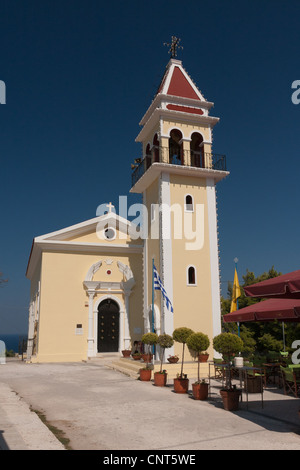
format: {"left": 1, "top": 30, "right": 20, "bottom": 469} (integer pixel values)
{"left": 153, "top": 264, "right": 173, "bottom": 313}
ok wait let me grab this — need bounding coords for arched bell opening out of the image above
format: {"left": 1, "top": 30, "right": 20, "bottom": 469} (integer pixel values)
{"left": 169, "top": 129, "right": 183, "bottom": 165}
{"left": 190, "top": 132, "right": 204, "bottom": 168}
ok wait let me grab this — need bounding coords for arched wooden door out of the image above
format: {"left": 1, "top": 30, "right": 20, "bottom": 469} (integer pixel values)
{"left": 97, "top": 299, "right": 120, "bottom": 352}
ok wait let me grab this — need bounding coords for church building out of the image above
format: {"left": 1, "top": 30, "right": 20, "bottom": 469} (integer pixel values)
{"left": 26, "top": 46, "right": 229, "bottom": 363}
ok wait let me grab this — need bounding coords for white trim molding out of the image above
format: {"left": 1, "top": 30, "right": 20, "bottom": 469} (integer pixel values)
{"left": 83, "top": 259, "right": 135, "bottom": 357}
{"left": 159, "top": 172, "right": 174, "bottom": 344}
{"left": 93, "top": 294, "right": 126, "bottom": 355}
{"left": 206, "top": 178, "right": 222, "bottom": 340}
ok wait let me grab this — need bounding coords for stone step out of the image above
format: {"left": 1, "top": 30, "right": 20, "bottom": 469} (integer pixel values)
{"left": 107, "top": 358, "right": 213, "bottom": 380}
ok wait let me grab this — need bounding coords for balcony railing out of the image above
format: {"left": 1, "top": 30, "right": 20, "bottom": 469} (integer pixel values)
{"left": 131, "top": 147, "right": 227, "bottom": 187}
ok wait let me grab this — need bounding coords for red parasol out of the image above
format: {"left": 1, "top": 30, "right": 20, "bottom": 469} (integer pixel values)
{"left": 243, "top": 270, "right": 300, "bottom": 299}
{"left": 223, "top": 298, "right": 300, "bottom": 323}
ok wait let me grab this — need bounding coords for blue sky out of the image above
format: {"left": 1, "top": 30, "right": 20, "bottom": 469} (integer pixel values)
{"left": 1, "top": 0, "right": 300, "bottom": 334}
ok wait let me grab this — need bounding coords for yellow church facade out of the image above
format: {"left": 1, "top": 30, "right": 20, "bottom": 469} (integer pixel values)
{"left": 26, "top": 56, "right": 229, "bottom": 363}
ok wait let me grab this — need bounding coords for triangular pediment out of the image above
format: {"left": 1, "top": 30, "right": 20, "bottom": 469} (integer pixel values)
{"left": 26, "top": 213, "right": 143, "bottom": 279}
{"left": 36, "top": 213, "right": 134, "bottom": 243}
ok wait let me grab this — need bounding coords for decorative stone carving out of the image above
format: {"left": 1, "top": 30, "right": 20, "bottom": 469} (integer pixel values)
{"left": 84, "top": 260, "right": 102, "bottom": 282}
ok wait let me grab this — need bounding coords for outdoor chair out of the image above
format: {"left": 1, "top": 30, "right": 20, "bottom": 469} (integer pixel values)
{"left": 253, "top": 355, "right": 267, "bottom": 367}
{"left": 245, "top": 361, "right": 265, "bottom": 384}
{"left": 253, "top": 355, "right": 281, "bottom": 386}
{"left": 267, "top": 351, "right": 281, "bottom": 363}
{"left": 213, "top": 358, "right": 225, "bottom": 380}
{"left": 280, "top": 351, "right": 289, "bottom": 358}
{"left": 280, "top": 366, "right": 300, "bottom": 398}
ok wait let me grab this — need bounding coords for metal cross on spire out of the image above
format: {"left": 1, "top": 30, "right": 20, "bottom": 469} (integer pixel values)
{"left": 106, "top": 202, "right": 115, "bottom": 213}
{"left": 164, "top": 36, "right": 183, "bottom": 58}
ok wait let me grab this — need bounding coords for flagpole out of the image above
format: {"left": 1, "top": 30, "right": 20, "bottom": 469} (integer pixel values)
{"left": 152, "top": 258, "right": 155, "bottom": 355}
{"left": 152, "top": 258, "right": 155, "bottom": 334}
{"left": 234, "top": 257, "right": 240, "bottom": 337}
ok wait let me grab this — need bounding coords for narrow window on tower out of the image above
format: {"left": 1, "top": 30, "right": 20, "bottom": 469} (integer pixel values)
{"left": 185, "top": 194, "right": 194, "bottom": 212}
{"left": 151, "top": 203, "right": 155, "bottom": 222}
{"left": 187, "top": 266, "right": 196, "bottom": 286}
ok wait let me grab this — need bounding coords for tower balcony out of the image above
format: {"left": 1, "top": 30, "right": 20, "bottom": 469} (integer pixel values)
{"left": 131, "top": 147, "right": 227, "bottom": 189}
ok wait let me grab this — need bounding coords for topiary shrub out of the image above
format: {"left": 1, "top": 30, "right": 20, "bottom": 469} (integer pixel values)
{"left": 157, "top": 334, "right": 174, "bottom": 373}
{"left": 141, "top": 332, "right": 158, "bottom": 368}
{"left": 213, "top": 332, "right": 244, "bottom": 388}
{"left": 187, "top": 332, "right": 210, "bottom": 383}
{"left": 172, "top": 327, "right": 194, "bottom": 378}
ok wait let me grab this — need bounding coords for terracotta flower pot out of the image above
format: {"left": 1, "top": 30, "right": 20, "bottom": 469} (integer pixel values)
{"left": 167, "top": 357, "right": 179, "bottom": 363}
{"left": 142, "top": 353, "right": 153, "bottom": 363}
{"left": 220, "top": 389, "right": 241, "bottom": 411}
{"left": 121, "top": 350, "right": 131, "bottom": 358}
{"left": 154, "top": 372, "right": 167, "bottom": 387}
{"left": 139, "top": 368, "right": 151, "bottom": 381}
{"left": 192, "top": 382, "right": 208, "bottom": 400}
{"left": 132, "top": 354, "right": 142, "bottom": 360}
{"left": 198, "top": 353, "right": 209, "bottom": 363}
{"left": 173, "top": 377, "right": 189, "bottom": 394}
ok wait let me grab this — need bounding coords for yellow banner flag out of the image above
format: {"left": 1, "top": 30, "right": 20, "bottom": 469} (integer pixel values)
{"left": 230, "top": 267, "right": 241, "bottom": 312}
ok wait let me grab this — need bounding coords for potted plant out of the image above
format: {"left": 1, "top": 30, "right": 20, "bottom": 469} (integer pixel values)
{"left": 213, "top": 332, "right": 244, "bottom": 411}
{"left": 172, "top": 327, "right": 194, "bottom": 393}
{"left": 154, "top": 334, "right": 174, "bottom": 386}
{"left": 187, "top": 332, "right": 210, "bottom": 400}
{"left": 121, "top": 349, "right": 131, "bottom": 358}
{"left": 199, "top": 352, "right": 209, "bottom": 363}
{"left": 139, "top": 332, "right": 158, "bottom": 381}
{"left": 167, "top": 355, "right": 179, "bottom": 363}
{"left": 132, "top": 352, "right": 142, "bottom": 360}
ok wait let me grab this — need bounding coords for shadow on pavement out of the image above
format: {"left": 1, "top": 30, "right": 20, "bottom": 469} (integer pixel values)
{"left": 0, "top": 430, "right": 9, "bottom": 450}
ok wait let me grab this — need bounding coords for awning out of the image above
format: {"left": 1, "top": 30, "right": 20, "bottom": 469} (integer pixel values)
{"left": 223, "top": 298, "right": 300, "bottom": 323}
{"left": 244, "top": 270, "right": 300, "bottom": 299}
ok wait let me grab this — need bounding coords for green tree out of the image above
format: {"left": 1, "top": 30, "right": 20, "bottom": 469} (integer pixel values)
{"left": 221, "top": 267, "right": 297, "bottom": 354}
{"left": 173, "top": 327, "right": 194, "bottom": 378}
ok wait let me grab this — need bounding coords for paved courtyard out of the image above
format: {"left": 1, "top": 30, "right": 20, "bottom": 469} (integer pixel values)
{"left": 0, "top": 357, "right": 300, "bottom": 450}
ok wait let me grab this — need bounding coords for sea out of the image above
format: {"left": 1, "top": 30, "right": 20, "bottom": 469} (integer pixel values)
{"left": 0, "top": 334, "right": 27, "bottom": 353}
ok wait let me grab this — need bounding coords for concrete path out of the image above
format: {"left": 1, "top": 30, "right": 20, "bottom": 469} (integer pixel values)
{"left": 0, "top": 357, "right": 299, "bottom": 450}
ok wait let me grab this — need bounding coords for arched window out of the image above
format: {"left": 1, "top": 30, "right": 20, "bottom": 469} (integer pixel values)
{"left": 185, "top": 194, "right": 194, "bottom": 212}
{"left": 187, "top": 266, "right": 196, "bottom": 285}
{"left": 190, "top": 132, "right": 204, "bottom": 168}
{"left": 145, "top": 143, "right": 152, "bottom": 169}
{"left": 169, "top": 129, "right": 183, "bottom": 165}
{"left": 153, "top": 134, "right": 160, "bottom": 162}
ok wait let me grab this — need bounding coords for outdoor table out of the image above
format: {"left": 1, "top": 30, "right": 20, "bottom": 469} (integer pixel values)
{"left": 208, "top": 363, "right": 264, "bottom": 409}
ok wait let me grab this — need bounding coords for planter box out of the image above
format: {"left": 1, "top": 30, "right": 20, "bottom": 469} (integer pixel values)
{"left": 154, "top": 372, "right": 167, "bottom": 387}
{"left": 198, "top": 354, "right": 209, "bottom": 363}
{"left": 121, "top": 350, "right": 131, "bottom": 358}
{"left": 220, "top": 389, "right": 241, "bottom": 411}
{"left": 167, "top": 357, "right": 179, "bottom": 363}
{"left": 192, "top": 383, "right": 208, "bottom": 400}
{"left": 173, "top": 378, "right": 189, "bottom": 394}
{"left": 139, "top": 368, "right": 151, "bottom": 381}
{"left": 142, "top": 354, "right": 153, "bottom": 363}
{"left": 245, "top": 376, "right": 263, "bottom": 393}
{"left": 132, "top": 354, "right": 142, "bottom": 360}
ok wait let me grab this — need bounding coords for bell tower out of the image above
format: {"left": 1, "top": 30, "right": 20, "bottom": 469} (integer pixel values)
{"left": 130, "top": 43, "right": 229, "bottom": 356}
